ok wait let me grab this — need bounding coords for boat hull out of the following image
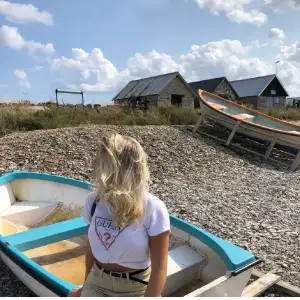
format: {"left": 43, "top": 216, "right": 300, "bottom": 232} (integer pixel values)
{"left": 0, "top": 171, "right": 260, "bottom": 297}
{"left": 198, "top": 91, "right": 300, "bottom": 150}
{"left": 0, "top": 226, "right": 254, "bottom": 297}
{"left": 0, "top": 251, "right": 56, "bottom": 297}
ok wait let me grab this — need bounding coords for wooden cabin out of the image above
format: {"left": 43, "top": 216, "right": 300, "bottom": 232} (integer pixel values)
{"left": 189, "top": 77, "right": 239, "bottom": 109}
{"left": 112, "top": 72, "right": 196, "bottom": 109}
{"left": 230, "top": 74, "right": 289, "bottom": 112}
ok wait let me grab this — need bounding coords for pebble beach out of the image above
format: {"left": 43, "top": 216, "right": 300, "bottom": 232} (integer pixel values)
{"left": 0, "top": 124, "right": 299, "bottom": 296}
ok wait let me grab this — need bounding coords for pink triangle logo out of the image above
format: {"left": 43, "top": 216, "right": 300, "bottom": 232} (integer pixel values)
{"left": 94, "top": 217, "right": 127, "bottom": 250}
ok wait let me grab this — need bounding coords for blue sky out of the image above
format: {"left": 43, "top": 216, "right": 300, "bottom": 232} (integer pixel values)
{"left": 1, "top": 0, "right": 300, "bottom": 104}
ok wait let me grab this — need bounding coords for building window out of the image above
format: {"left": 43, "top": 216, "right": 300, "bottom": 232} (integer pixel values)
{"left": 171, "top": 94, "right": 183, "bottom": 106}
{"left": 274, "top": 97, "right": 280, "bottom": 104}
{"left": 271, "top": 90, "right": 276, "bottom": 95}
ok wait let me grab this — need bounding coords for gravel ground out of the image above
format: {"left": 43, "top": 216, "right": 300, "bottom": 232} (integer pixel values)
{"left": 0, "top": 124, "right": 299, "bottom": 296}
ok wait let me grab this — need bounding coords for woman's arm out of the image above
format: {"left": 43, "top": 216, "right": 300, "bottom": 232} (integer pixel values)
{"left": 144, "top": 230, "right": 170, "bottom": 297}
{"left": 84, "top": 236, "right": 95, "bottom": 280}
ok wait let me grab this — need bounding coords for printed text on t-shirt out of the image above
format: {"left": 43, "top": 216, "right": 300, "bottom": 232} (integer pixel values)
{"left": 94, "top": 217, "right": 127, "bottom": 250}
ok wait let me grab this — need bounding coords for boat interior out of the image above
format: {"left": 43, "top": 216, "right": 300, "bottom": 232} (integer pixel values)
{"left": 202, "top": 92, "right": 300, "bottom": 134}
{"left": 0, "top": 176, "right": 239, "bottom": 297}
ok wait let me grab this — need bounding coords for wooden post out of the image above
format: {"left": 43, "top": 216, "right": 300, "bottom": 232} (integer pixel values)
{"left": 55, "top": 89, "right": 84, "bottom": 106}
{"left": 225, "top": 120, "right": 241, "bottom": 146}
{"left": 291, "top": 149, "right": 300, "bottom": 171}
{"left": 263, "top": 137, "right": 277, "bottom": 161}
{"left": 193, "top": 113, "right": 206, "bottom": 134}
{"left": 55, "top": 89, "right": 58, "bottom": 107}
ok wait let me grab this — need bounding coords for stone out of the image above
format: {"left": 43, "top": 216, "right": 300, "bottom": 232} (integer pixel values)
{"left": 0, "top": 125, "right": 299, "bottom": 295}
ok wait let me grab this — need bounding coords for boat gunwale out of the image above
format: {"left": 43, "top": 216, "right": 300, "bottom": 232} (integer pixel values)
{"left": 0, "top": 236, "right": 76, "bottom": 296}
{"left": 0, "top": 170, "right": 258, "bottom": 296}
{"left": 0, "top": 170, "right": 94, "bottom": 191}
{"left": 199, "top": 89, "right": 300, "bottom": 137}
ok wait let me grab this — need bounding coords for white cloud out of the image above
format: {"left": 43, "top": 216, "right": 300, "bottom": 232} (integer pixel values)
{"left": 179, "top": 39, "right": 271, "bottom": 82}
{"left": 0, "top": 0, "right": 53, "bottom": 25}
{"left": 280, "top": 42, "right": 300, "bottom": 64}
{"left": 227, "top": 9, "right": 268, "bottom": 24}
{"left": 265, "top": 0, "right": 300, "bottom": 11}
{"left": 51, "top": 40, "right": 271, "bottom": 93}
{"left": 0, "top": 25, "right": 54, "bottom": 56}
{"left": 52, "top": 48, "right": 120, "bottom": 92}
{"left": 50, "top": 39, "right": 300, "bottom": 97}
{"left": 14, "top": 69, "right": 31, "bottom": 90}
{"left": 269, "top": 28, "right": 286, "bottom": 40}
{"left": 194, "top": 0, "right": 268, "bottom": 25}
{"left": 126, "top": 50, "right": 180, "bottom": 78}
{"left": 277, "top": 61, "right": 300, "bottom": 95}
{"left": 250, "top": 39, "right": 268, "bottom": 49}
{"left": 51, "top": 48, "right": 180, "bottom": 93}
{"left": 178, "top": 39, "right": 299, "bottom": 96}
{"left": 275, "top": 42, "right": 300, "bottom": 96}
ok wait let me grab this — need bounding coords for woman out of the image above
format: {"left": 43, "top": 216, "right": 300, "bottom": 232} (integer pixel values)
{"left": 68, "top": 133, "right": 170, "bottom": 297}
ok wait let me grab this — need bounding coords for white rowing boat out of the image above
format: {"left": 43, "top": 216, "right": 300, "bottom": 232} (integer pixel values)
{"left": 0, "top": 170, "right": 262, "bottom": 297}
{"left": 193, "top": 89, "right": 300, "bottom": 171}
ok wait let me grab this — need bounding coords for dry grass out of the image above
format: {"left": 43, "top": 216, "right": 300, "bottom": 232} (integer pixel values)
{"left": 269, "top": 107, "right": 300, "bottom": 120}
{"left": 0, "top": 105, "right": 199, "bottom": 136}
{"left": 2, "top": 101, "right": 299, "bottom": 137}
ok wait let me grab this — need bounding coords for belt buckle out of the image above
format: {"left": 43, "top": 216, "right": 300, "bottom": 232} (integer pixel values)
{"left": 110, "top": 271, "right": 123, "bottom": 279}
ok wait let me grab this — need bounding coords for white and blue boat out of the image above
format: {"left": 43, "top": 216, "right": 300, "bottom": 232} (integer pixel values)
{"left": 194, "top": 89, "right": 300, "bottom": 171}
{"left": 0, "top": 170, "right": 262, "bottom": 297}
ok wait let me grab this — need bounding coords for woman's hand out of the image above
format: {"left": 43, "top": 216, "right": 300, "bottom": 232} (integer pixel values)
{"left": 68, "top": 287, "right": 83, "bottom": 297}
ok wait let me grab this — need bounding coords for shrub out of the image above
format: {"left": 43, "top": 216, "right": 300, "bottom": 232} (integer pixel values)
{"left": 269, "top": 107, "right": 300, "bottom": 120}
{"left": 0, "top": 104, "right": 199, "bottom": 136}
{"left": 269, "top": 108, "right": 285, "bottom": 119}
{"left": 285, "top": 108, "right": 300, "bottom": 120}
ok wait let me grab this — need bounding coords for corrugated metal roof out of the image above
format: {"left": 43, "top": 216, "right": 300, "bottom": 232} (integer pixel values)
{"left": 113, "top": 72, "right": 179, "bottom": 100}
{"left": 189, "top": 77, "right": 226, "bottom": 93}
{"left": 230, "top": 75, "right": 276, "bottom": 97}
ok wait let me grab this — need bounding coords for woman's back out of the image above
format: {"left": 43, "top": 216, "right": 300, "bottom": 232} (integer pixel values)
{"left": 69, "top": 133, "right": 170, "bottom": 297}
{"left": 83, "top": 191, "right": 170, "bottom": 270}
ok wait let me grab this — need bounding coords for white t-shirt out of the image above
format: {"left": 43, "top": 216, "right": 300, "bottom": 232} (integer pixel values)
{"left": 83, "top": 191, "right": 170, "bottom": 269}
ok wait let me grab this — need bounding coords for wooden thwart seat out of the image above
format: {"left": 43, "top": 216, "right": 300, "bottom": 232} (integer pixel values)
{"left": 0, "top": 201, "right": 58, "bottom": 228}
{"left": 5, "top": 217, "right": 88, "bottom": 251}
{"left": 163, "top": 245, "right": 206, "bottom": 296}
{"left": 208, "top": 102, "right": 227, "bottom": 111}
{"left": 233, "top": 113, "right": 255, "bottom": 121}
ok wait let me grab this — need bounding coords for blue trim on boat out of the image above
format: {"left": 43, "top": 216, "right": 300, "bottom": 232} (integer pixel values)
{"left": 0, "top": 170, "right": 94, "bottom": 191}
{"left": 170, "top": 215, "right": 256, "bottom": 272}
{"left": 5, "top": 217, "right": 88, "bottom": 252}
{"left": 0, "top": 170, "right": 257, "bottom": 295}
{"left": 0, "top": 236, "right": 76, "bottom": 296}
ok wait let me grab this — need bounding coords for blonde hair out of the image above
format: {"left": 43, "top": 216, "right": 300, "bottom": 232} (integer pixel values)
{"left": 92, "top": 133, "right": 150, "bottom": 228}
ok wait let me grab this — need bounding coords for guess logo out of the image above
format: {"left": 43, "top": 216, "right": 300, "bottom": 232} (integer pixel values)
{"left": 94, "top": 217, "right": 127, "bottom": 250}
